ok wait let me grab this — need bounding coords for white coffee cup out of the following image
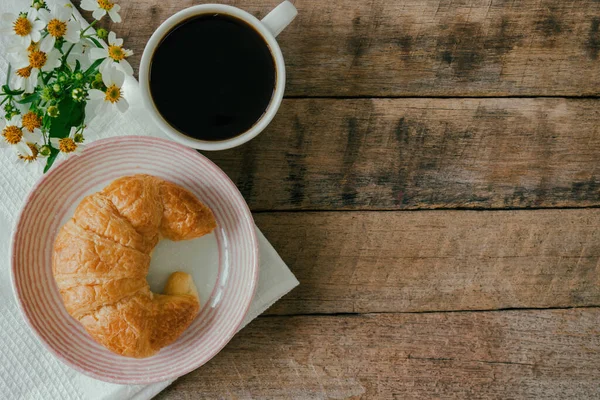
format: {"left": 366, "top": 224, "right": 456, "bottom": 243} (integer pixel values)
{"left": 139, "top": 1, "right": 297, "bottom": 151}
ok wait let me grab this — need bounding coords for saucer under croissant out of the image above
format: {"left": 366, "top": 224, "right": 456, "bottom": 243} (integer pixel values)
{"left": 10, "top": 136, "right": 259, "bottom": 384}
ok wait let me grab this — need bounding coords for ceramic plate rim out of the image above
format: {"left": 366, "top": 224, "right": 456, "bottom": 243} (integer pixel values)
{"left": 9, "top": 136, "right": 259, "bottom": 384}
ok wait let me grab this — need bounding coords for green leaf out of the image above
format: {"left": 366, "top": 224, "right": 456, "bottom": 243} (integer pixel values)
{"left": 88, "top": 37, "right": 103, "bottom": 48}
{"left": 75, "top": 59, "right": 81, "bottom": 72}
{"left": 2, "top": 85, "right": 24, "bottom": 96}
{"left": 84, "top": 58, "right": 104, "bottom": 76}
{"left": 44, "top": 147, "right": 59, "bottom": 173}
{"left": 48, "top": 97, "right": 85, "bottom": 139}
{"left": 42, "top": 114, "right": 51, "bottom": 130}
{"left": 42, "top": 71, "right": 54, "bottom": 85}
{"left": 16, "top": 93, "right": 39, "bottom": 104}
{"left": 44, "top": 97, "right": 86, "bottom": 173}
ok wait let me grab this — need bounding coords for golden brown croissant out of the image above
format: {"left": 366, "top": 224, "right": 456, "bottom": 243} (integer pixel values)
{"left": 52, "top": 174, "right": 216, "bottom": 358}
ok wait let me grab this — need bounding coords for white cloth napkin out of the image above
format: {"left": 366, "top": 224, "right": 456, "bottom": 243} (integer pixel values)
{"left": 0, "top": 1, "right": 299, "bottom": 399}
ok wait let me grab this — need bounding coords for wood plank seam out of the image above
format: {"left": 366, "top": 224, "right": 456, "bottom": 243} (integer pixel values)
{"left": 259, "top": 304, "right": 600, "bottom": 318}
{"left": 204, "top": 98, "right": 600, "bottom": 211}
{"left": 157, "top": 308, "right": 600, "bottom": 399}
{"left": 257, "top": 209, "right": 600, "bottom": 315}
{"left": 97, "top": 0, "right": 600, "bottom": 97}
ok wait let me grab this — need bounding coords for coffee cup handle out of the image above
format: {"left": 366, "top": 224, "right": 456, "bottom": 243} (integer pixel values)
{"left": 261, "top": 1, "right": 297, "bottom": 37}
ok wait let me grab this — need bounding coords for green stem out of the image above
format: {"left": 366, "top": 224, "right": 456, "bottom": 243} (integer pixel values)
{"left": 62, "top": 43, "right": 76, "bottom": 63}
{"left": 42, "top": 70, "right": 54, "bottom": 85}
{"left": 80, "top": 20, "right": 98, "bottom": 36}
{"left": 82, "top": 34, "right": 101, "bottom": 41}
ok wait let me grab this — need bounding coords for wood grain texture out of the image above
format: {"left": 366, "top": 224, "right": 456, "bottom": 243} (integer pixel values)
{"left": 255, "top": 209, "right": 600, "bottom": 315}
{"left": 156, "top": 309, "right": 600, "bottom": 399}
{"left": 104, "top": 0, "right": 600, "bottom": 96}
{"left": 203, "top": 98, "right": 600, "bottom": 211}
{"left": 91, "top": 2, "right": 600, "bottom": 398}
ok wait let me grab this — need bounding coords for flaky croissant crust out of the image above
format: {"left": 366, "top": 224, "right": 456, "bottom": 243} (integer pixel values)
{"left": 53, "top": 174, "right": 216, "bottom": 358}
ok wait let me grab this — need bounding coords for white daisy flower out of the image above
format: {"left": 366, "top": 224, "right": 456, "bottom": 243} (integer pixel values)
{"left": 0, "top": 115, "right": 42, "bottom": 150}
{"left": 22, "top": 111, "right": 43, "bottom": 133}
{"left": 0, "top": 115, "right": 23, "bottom": 146}
{"left": 37, "top": 4, "right": 80, "bottom": 53}
{"left": 0, "top": 9, "right": 45, "bottom": 48}
{"left": 12, "top": 65, "right": 39, "bottom": 93}
{"left": 50, "top": 127, "right": 85, "bottom": 160}
{"left": 18, "top": 149, "right": 46, "bottom": 173}
{"left": 11, "top": 46, "right": 62, "bottom": 80}
{"left": 66, "top": 38, "right": 93, "bottom": 69}
{"left": 87, "top": 67, "right": 129, "bottom": 118}
{"left": 15, "top": 129, "right": 44, "bottom": 166}
{"left": 81, "top": 0, "right": 122, "bottom": 23}
{"left": 89, "top": 31, "right": 133, "bottom": 76}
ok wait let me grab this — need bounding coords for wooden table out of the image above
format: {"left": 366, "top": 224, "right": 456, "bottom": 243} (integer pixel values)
{"left": 100, "top": 0, "right": 600, "bottom": 397}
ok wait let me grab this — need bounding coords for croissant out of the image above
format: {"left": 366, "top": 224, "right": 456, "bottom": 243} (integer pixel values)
{"left": 52, "top": 174, "right": 216, "bottom": 358}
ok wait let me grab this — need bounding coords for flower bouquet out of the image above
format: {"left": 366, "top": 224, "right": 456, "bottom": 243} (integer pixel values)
{"left": 0, "top": 0, "right": 132, "bottom": 172}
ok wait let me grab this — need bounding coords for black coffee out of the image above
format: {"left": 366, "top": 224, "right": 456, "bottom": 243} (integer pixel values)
{"left": 149, "top": 14, "right": 276, "bottom": 141}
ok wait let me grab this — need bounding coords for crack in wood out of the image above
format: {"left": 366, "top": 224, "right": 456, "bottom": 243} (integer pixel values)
{"left": 408, "top": 355, "right": 537, "bottom": 367}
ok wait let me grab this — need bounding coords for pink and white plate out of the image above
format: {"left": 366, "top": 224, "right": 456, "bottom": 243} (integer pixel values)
{"left": 10, "top": 136, "right": 259, "bottom": 384}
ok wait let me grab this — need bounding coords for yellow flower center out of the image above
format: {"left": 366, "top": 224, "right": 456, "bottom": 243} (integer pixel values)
{"left": 19, "top": 143, "right": 39, "bottom": 162}
{"left": 27, "top": 43, "right": 36, "bottom": 53}
{"left": 105, "top": 84, "right": 122, "bottom": 103}
{"left": 107, "top": 45, "right": 126, "bottom": 61}
{"left": 13, "top": 16, "right": 31, "bottom": 37}
{"left": 3, "top": 125, "right": 23, "bottom": 144}
{"left": 28, "top": 50, "right": 47, "bottom": 69}
{"left": 98, "top": 0, "right": 114, "bottom": 11}
{"left": 58, "top": 137, "right": 77, "bottom": 153}
{"left": 22, "top": 112, "right": 42, "bottom": 132}
{"left": 16, "top": 66, "right": 32, "bottom": 78}
{"left": 47, "top": 19, "right": 67, "bottom": 38}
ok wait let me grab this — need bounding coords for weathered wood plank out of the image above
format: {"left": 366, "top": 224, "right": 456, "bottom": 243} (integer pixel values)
{"left": 105, "top": 0, "right": 600, "bottom": 96}
{"left": 157, "top": 309, "right": 600, "bottom": 399}
{"left": 203, "top": 98, "right": 600, "bottom": 211}
{"left": 255, "top": 209, "right": 600, "bottom": 315}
